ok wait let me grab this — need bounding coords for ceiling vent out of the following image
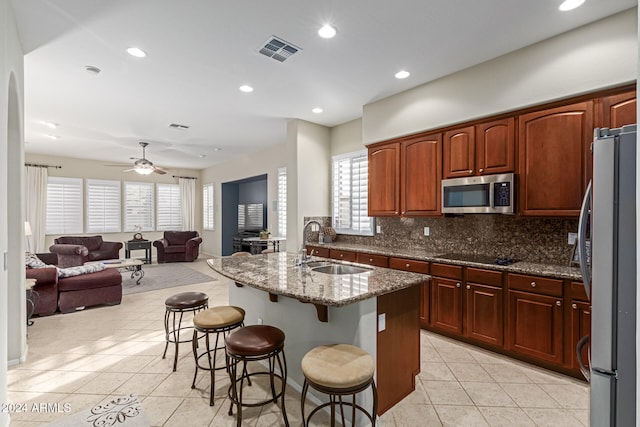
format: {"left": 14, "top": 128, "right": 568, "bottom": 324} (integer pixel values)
{"left": 258, "top": 36, "right": 301, "bottom": 62}
{"left": 169, "top": 123, "right": 189, "bottom": 130}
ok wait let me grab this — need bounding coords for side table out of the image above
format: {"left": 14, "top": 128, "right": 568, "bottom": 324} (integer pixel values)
{"left": 26, "top": 278, "right": 39, "bottom": 326}
{"left": 124, "top": 240, "right": 152, "bottom": 264}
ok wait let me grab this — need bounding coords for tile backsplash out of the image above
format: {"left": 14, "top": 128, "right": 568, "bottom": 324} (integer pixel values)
{"left": 329, "top": 215, "right": 579, "bottom": 266}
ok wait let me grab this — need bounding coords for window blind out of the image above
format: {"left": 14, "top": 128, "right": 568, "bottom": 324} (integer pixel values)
{"left": 86, "top": 179, "right": 121, "bottom": 233}
{"left": 332, "top": 150, "right": 374, "bottom": 235}
{"left": 203, "top": 183, "right": 214, "bottom": 230}
{"left": 46, "top": 177, "right": 83, "bottom": 234}
{"left": 157, "top": 183, "right": 182, "bottom": 230}
{"left": 277, "top": 167, "right": 287, "bottom": 237}
{"left": 124, "top": 181, "right": 154, "bottom": 232}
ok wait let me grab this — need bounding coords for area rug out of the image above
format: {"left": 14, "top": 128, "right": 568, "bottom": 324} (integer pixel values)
{"left": 42, "top": 394, "right": 149, "bottom": 427}
{"left": 122, "top": 263, "right": 215, "bottom": 295}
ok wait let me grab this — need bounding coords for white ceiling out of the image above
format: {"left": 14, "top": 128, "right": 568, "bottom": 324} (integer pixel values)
{"left": 13, "top": 0, "right": 637, "bottom": 170}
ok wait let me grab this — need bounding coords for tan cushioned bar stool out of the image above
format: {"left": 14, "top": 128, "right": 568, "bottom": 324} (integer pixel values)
{"left": 225, "top": 325, "right": 289, "bottom": 427}
{"left": 163, "top": 291, "right": 209, "bottom": 372}
{"left": 191, "top": 306, "right": 245, "bottom": 406}
{"left": 301, "top": 344, "right": 377, "bottom": 427}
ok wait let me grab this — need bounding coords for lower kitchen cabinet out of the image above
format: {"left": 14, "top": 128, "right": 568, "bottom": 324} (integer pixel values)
{"left": 568, "top": 281, "right": 591, "bottom": 375}
{"left": 464, "top": 268, "right": 504, "bottom": 347}
{"left": 389, "top": 257, "right": 430, "bottom": 328}
{"left": 429, "top": 264, "right": 463, "bottom": 335}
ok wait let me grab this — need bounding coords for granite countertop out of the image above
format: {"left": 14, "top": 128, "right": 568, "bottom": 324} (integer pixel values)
{"left": 207, "top": 252, "right": 429, "bottom": 307}
{"left": 307, "top": 242, "right": 583, "bottom": 281}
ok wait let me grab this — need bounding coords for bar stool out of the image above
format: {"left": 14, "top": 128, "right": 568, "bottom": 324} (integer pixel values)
{"left": 163, "top": 291, "right": 209, "bottom": 372}
{"left": 191, "top": 305, "right": 245, "bottom": 406}
{"left": 225, "top": 325, "right": 289, "bottom": 427}
{"left": 301, "top": 344, "right": 377, "bottom": 427}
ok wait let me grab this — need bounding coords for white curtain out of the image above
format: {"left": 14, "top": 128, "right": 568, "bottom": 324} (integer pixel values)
{"left": 179, "top": 177, "right": 196, "bottom": 231}
{"left": 25, "top": 165, "right": 48, "bottom": 253}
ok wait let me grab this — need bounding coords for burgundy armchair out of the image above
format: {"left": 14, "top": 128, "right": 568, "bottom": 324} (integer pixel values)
{"left": 50, "top": 235, "right": 122, "bottom": 267}
{"left": 153, "top": 231, "right": 202, "bottom": 263}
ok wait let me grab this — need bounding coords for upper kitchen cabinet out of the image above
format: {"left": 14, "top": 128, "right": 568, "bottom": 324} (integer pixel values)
{"left": 443, "top": 118, "right": 515, "bottom": 179}
{"left": 368, "top": 133, "right": 442, "bottom": 217}
{"left": 368, "top": 142, "right": 401, "bottom": 215}
{"left": 518, "top": 101, "right": 593, "bottom": 217}
{"left": 599, "top": 90, "right": 636, "bottom": 129}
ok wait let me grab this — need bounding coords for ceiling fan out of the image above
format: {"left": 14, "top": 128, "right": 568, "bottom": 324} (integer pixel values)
{"left": 106, "top": 141, "right": 167, "bottom": 175}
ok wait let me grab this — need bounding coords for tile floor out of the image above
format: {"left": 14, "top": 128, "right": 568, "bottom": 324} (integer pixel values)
{"left": 8, "top": 259, "right": 589, "bottom": 426}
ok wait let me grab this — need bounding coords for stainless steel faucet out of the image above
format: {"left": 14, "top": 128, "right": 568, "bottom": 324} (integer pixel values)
{"left": 300, "top": 220, "right": 322, "bottom": 262}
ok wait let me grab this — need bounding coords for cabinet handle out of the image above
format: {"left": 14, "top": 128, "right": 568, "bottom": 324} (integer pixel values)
{"left": 340, "top": 254, "right": 344, "bottom": 258}
{"left": 556, "top": 301, "right": 562, "bottom": 306}
{"left": 469, "top": 169, "right": 473, "bottom": 173}
{"left": 479, "top": 168, "right": 484, "bottom": 173}
{"left": 369, "top": 258, "right": 373, "bottom": 262}
{"left": 530, "top": 281, "right": 536, "bottom": 288}
{"left": 466, "top": 285, "right": 471, "bottom": 290}
{"left": 572, "top": 303, "right": 577, "bottom": 309}
{"left": 405, "top": 263, "right": 410, "bottom": 268}
{"left": 456, "top": 282, "right": 461, "bottom": 288}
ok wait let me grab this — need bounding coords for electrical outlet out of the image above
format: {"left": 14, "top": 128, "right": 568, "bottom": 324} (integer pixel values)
{"left": 568, "top": 232, "right": 578, "bottom": 245}
{"left": 378, "top": 313, "right": 386, "bottom": 332}
{"left": 376, "top": 225, "right": 382, "bottom": 234}
{"left": 257, "top": 317, "right": 263, "bottom": 325}
{"left": 423, "top": 227, "right": 430, "bottom": 236}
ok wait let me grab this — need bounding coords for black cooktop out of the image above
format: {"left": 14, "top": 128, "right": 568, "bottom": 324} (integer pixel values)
{"left": 437, "top": 253, "right": 516, "bottom": 266}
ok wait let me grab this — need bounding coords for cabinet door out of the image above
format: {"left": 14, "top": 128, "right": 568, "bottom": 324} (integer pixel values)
{"left": 401, "top": 134, "right": 442, "bottom": 216}
{"left": 443, "top": 126, "right": 475, "bottom": 179}
{"left": 420, "top": 282, "right": 430, "bottom": 329}
{"left": 600, "top": 91, "right": 636, "bottom": 129}
{"left": 430, "top": 276, "right": 463, "bottom": 335}
{"left": 368, "top": 142, "right": 401, "bottom": 216}
{"left": 476, "top": 118, "right": 514, "bottom": 175}
{"left": 569, "top": 300, "right": 591, "bottom": 372}
{"left": 507, "top": 290, "right": 564, "bottom": 364}
{"left": 518, "top": 101, "right": 593, "bottom": 216}
{"left": 465, "top": 283, "right": 503, "bottom": 347}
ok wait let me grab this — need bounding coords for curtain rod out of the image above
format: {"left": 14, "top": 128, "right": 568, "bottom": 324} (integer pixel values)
{"left": 25, "top": 163, "right": 62, "bottom": 169}
{"left": 173, "top": 175, "right": 197, "bottom": 179}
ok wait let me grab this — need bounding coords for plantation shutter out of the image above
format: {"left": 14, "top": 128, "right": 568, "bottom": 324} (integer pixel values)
{"left": 332, "top": 150, "right": 374, "bottom": 235}
{"left": 157, "top": 183, "right": 182, "bottom": 230}
{"left": 46, "top": 177, "right": 83, "bottom": 234}
{"left": 124, "top": 181, "right": 154, "bottom": 232}
{"left": 86, "top": 179, "right": 121, "bottom": 233}
{"left": 277, "top": 167, "right": 287, "bottom": 237}
{"left": 203, "top": 183, "right": 214, "bottom": 230}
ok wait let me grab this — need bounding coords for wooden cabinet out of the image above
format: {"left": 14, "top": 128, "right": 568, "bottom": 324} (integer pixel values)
{"left": 518, "top": 101, "right": 593, "bottom": 216}
{"left": 356, "top": 252, "right": 389, "bottom": 268}
{"left": 464, "top": 268, "right": 504, "bottom": 347}
{"left": 443, "top": 119, "right": 514, "bottom": 179}
{"left": 306, "top": 245, "right": 329, "bottom": 258}
{"left": 429, "top": 263, "right": 463, "bottom": 335}
{"left": 600, "top": 91, "right": 636, "bottom": 129}
{"left": 568, "top": 281, "right": 591, "bottom": 374}
{"left": 507, "top": 274, "right": 564, "bottom": 365}
{"left": 329, "top": 249, "right": 357, "bottom": 262}
{"left": 368, "top": 133, "right": 442, "bottom": 217}
{"left": 389, "top": 257, "right": 430, "bottom": 328}
{"left": 368, "top": 142, "right": 401, "bottom": 215}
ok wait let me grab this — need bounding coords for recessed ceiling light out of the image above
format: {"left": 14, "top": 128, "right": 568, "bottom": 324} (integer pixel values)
{"left": 312, "top": 107, "right": 323, "bottom": 114}
{"left": 213, "top": 147, "right": 222, "bottom": 152}
{"left": 46, "top": 135, "right": 60, "bottom": 140}
{"left": 318, "top": 25, "right": 337, "bottom": 39}
{"left": 559, "top": 0, "right": 585, "bottom": 11}
{"left": 395, "top": 70, "right": 410, "bottom": 79}
{"left": 239, "top": 85, "right": 254, "bottom": 93}
{"left": 84, "top": 65, "right": 101, "bottom": 74}
{"left": 198, "top": 154, "right": 207, "bottom": 158}
{"left": 44, "top": 121, "right": 58, "bottom": 129}
{"left": 126, "top": 47, "right": 147, "bottom": 58}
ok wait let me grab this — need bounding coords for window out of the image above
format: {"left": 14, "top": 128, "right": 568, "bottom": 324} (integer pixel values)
{"left": 203, "top": 183, "right": 214, "bottom": 230}
{"left": 332, "top": 150, "right": 374, "bottom": 235}
{"left": 157, "top": 183, "right": 182, "bottom": 230}
{"left": 238, "top": 203, "right": 264, "bottom": 231}
{"left": 86, "top": 179, "right": 121, "bottom": 233}
{"left": 124, "top": 181, "right": 154, "bottom": 232}
{"left": 277, "top": 167, "right": 287, "bottom": 237}
{"left": 46, "top": 177, "right": 83, "bottom": 234}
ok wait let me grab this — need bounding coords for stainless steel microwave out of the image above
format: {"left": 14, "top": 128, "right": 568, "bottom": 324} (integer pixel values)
{"left": 441, "top": 173, "right": 515, "bottom": 214}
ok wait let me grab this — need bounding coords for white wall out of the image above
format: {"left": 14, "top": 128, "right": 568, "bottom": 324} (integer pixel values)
{"left": 363, "top": 8, "right": 638, "bottom": 144}
{"left": 24, "top": 153, "right": 202, "bottom": 258}
{"left": 330, "top": 118, "right": 365, "bottom": 157}
{"left": 2, "top": 0, "right": 24, "bottom": 425}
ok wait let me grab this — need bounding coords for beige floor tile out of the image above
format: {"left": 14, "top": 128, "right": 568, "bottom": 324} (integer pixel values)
{"left": 434, "top": 405, "right": 489, "bottom": 426}
{"left": 150, "top": 372, "right": 197, "bottom": 397}
{"left": 522, "top": 407, "right": 585, "bottom": 426}
{"left": 422, "top": 381, "right": 474, "bottom": 406}
{"left": 73, "top": 372, "right": 134, "bottom": 395}
{"left": 500, "top": 383, "right": 560, "bottom": 409}
{"left": 140, "top": 395, "right": 184, "bottom": 426}
{"left": 570, "top": 409, "right": 589, "bottom": 426}
{"left": 447, "top": 362, "right": 494, "bottom": 382}
{"left": 436, "top": 346, "right": 479, "bottom": 363}
{"left": 482, "top": 363, "right": 533, "bottom": 383}
{"left": 419, "top": 362, "right": 456, "bottom": 381}
{"left": 392, "top": 403, "right": 442, "bottom": 426}
{"left": 113, "top": 372, "right": 169, "bottom": 397}
{"left": 461, "top": 382, "right": 517, "bottom": 407}
{"left": 163, "top": 396, "right": 219, "bottom": 427}
{"left": 539, "top": 383, "right": 589, "bottom": 409}
{"left": 477, "top": 406, "right": 536, "bottom": 426}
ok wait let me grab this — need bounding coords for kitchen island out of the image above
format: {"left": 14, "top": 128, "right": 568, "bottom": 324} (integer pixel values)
{"left": 207, "top": 251, "right": 429, "bottom": 417}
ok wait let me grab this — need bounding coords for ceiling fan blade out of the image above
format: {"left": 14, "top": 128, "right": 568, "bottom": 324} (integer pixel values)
{"left": 104, "top": 164, "right": 132, "bottom": 167}
{"left": 153, "top": 167, "right": 167, "bottom": 175}
{"left": 122, "top": 168, "right": 135, "bottom": 172}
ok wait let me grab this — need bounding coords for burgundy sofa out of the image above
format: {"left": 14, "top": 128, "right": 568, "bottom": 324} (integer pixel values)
{"left": 153, "top": 231, "right": 202, "bottom": 263}
{"left": 50, "top": 235, "right": 122, "bottom": 268}
{"left": 26, "top": 253, "right": 122, "bottom": 315}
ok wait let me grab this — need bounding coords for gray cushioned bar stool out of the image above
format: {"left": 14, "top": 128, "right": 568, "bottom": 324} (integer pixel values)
{"left": 301, "top": 344, "right": 377, "bottom": 427}
{"left": 191, "top": 305, "right": 245, "bottom": 406}
{"left": 162, "top": 291, "right": 209, "bottom": 372}
{"left": 225, "top": 325, "right": 289, "bottom": 427}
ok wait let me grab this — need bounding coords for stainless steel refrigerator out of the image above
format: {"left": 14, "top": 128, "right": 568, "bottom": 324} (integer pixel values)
{"left": 577, "top": 124, "right": 637, "bottom": 426}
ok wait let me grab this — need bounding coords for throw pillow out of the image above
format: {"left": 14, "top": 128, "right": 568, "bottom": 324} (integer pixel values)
{"left": 57, "top": 263, "right": 106, "bottom": 278}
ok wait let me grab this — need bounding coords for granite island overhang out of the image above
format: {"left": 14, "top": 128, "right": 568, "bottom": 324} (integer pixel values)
{"left": 207, "top": 251, "right": 430, "bottom": 417}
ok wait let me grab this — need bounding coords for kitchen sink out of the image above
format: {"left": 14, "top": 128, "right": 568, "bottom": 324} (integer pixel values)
{"left": 305, "top": 260, "right": 333, "bottom": 268}
{"left": 312, "top": 264, "right": 372, "bottom": 275}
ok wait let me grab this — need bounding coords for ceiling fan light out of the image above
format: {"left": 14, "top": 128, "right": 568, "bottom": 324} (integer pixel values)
{"left": 134, "top": 165, "right": 154, "bottom": 175}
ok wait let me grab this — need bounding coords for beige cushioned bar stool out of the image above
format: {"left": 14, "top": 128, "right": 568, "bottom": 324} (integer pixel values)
{"left": 163, "top": 291, "right": 209, "bottom": 372}
{"left": 301, "top": 344, "right": 377, "bottom": 427}
{"left": 191, "top": 305, "right": 245, "bottom": 406}
{"left": 225, "top": 325, "right": 289, "bottom": 427}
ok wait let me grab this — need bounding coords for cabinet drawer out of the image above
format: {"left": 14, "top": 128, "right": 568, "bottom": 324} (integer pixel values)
{"left": 430, "top": 263, "right": 463, "bottom": 280}
{"left": 389, "top": 257, "right": 429, "bottom": 274}
{"left": 508, "top": 274, "right": 563, "bottom": 297}
{"left": 307, "top": 246, "right": 329, "bottom": 258}
{"left": 329, "top": 249, "right": 357, "bottom": 262}
{"left": 570, "top": 281, "right": 589, "bottom": 301}
{"left": 356, "top": 253, "right": 389, "bottom": 267}
{"left": 467, "top": 268, "right": 503, "bottom": 287}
